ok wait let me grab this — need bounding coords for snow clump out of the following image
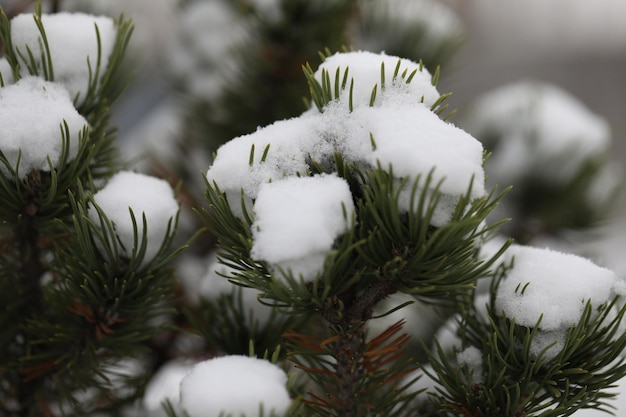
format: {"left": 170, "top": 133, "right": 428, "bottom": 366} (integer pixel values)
{"left": 312, "top": 50, "right": 441, "bottom": 109}
{"left": 143, "top": 359, "right": 196, "bottom": 417}
{"left": 457, "top": 346, "right": 483, "bottom": 383}
{"left": 463, "top": 80, "right": 611, "bottom": 186}
{"left": 206, "top": 51, "right": 487, "bottom": 280}
{"left": 0, "top": 76, "right": 88, "bottom": 178}
{"left": 10, "top": 12, "right": 117, "bottom": 103}
{"left": 495, "top": 244, "right": 626, "bottom": 359}
{"left": 179, "top": 355, "right": 291, "bottom": 417}
{"left": 251, "top": 174, "right": 355, "bottom": 282}
{"left": 89, "top": 171, "right": 179, "bottom": 264}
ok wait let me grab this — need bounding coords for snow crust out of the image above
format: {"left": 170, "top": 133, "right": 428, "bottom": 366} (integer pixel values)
{"left": 251, "top": 174, "right": 354, "bottom": 281}
{"left": 495, "top": 244, "right": 625, "bottom": 358}
{"left": 10, "top": 12, "right": 117, "bottom": 102}
{"left": 179, "top": 355, "right": 291, "bottom": 417}
{"left": 89, "top": 171, "right": 179, "bottom": 263}
{"left": 0, "top": 76, "right": 88, "bottom": 178}
{"left": 464, "top": 80, "right": 611, "bottom": 185}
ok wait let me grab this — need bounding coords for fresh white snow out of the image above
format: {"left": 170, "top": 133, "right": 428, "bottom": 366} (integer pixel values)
{"left": 312, "top": 51, "right": 441, "bottom": 109}
{"left": 143, "top": 360, "right": 196, "bottom": 417}
{"left": 206, "top": 51, "right": 489, "bottom": 281}
{"left": 0, "top": 76, "right": 88, "bottom": 178}
{"left": 10, "top": 12, "right": 117, "bottom": 103}
{"left": 464, "top": 81, "right": 611, "bottom": 186}
{"left": 179, "top": 355, "right": 291, "bottom": 417}
{"left": 89, "top": 171, "right": 179, "bottom": 264}
{"left": 251, "top": 174, "right": 355, "bottom": 282}
{"left": 495, "top": 244, "right": 626, "bottom": 359}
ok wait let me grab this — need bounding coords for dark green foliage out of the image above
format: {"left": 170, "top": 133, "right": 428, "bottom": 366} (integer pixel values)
{"left": 0, "top": 7, "right": 185, "bottom": 416}
{"left": 424, "top": 274, "right": 626, "bottom": 417}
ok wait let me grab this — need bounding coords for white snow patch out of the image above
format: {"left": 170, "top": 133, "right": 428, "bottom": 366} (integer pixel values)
{"left": 0, "top": 58, "right": 14, "bottom": 84}
{"left": 206, "top": 50, "right": 488, "bottom": 240}
{"left": 313, "top": 50, "right": 441, "bottom": 110}
{"left": 89, "top": 171, "right": 179, "bottom": 264}
{"left": 0, "top": 77, "right": 88, "bottom": 178}
{"left": 364, "top": 104, "right": 485, "bottom": 224}
{"left": 457, "top": 346, "right": 483, "bottom": 383}
{"left": 179, "top": 355, "right": 291, "bottom": 417}
{"left": 495, "top": 245, "right": 624, "bottom": 359}
{"left": 10, "top": 12, "right": 116, "bottom": 103}
{"left": 143, "top": 360, "right": 196, "bottom": 417}
{"left": 465, "top": 81, "right": 611, "bottom": 185}
{"left": 206, "top": 116, "right": 313, "bottom": 217}
{"left": 251, "top": 174, "right": 354, "bottom": 281}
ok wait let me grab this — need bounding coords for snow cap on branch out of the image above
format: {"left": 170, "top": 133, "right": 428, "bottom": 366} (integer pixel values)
{"left": 251, "top": 174, "right": 354, "bottom": 282}
{"left": 207, "top": 50, "right": 486, "bottom": 230}
{"left": 206, "top": 116, "right": 312, "bottom": 216}
{"left": 89, "top": 171, "right": 179, "bottom": 264}
{"left": 179, "top": 355, "right": 291, "bottom": 417}
{"left": 495, "top": 244, "right": 625, "bottom": 358}
{"left": 0, "top": 76, "right": 87, "bottom": 178}
{"left": 10, "top": 12, "right": 117, "bottom": 102}
{"left": 464, "top": 80, "right": 611, "bottom": 185}
{"left": 313, "top": 50, "right": 441, "bottom": 109}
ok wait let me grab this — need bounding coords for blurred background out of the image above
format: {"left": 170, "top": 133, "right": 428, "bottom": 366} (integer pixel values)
{"left": 442, "top": 0, "right": 626, "bottom": 156}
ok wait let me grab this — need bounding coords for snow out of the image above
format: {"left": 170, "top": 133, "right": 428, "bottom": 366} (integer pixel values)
{"left": 143, "top": 360, "right": 196, "bottom": 417}
{"left": 251, "top": 174, "right": 354, "bottom": 281}
{"left": 495, "top": 245, "right": 625, "bottom": 359}
{"left": 456, "top": 346, "right": 483, "bottom": 383}
{"left": 363, "top": 104, "right": 485, "bottom": 225}
{"left": 312, "top": 51, "right": 441, "bottom": 109}
{"left": 0, "top": 76, "right": 88, "bottom": 178}
{"left": 88, "top": 171, "right": 179, "bottom": 264}
{"left": 0, "top": 58, "right": 14, "bottom": 85}
{"left": 206, "top": 116, "right": 312, "bottom": 215}
{"left": 464, "top": 81, "right": 611, "bottom": 186}
{"left": 179, "top": 355, "right": 291, "bottom": 417}
{"left": 10, "top": 12, "right": 117, "bottom": 103}
{"left": 206, "top": 51, "right": 488, "bottom": 273}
